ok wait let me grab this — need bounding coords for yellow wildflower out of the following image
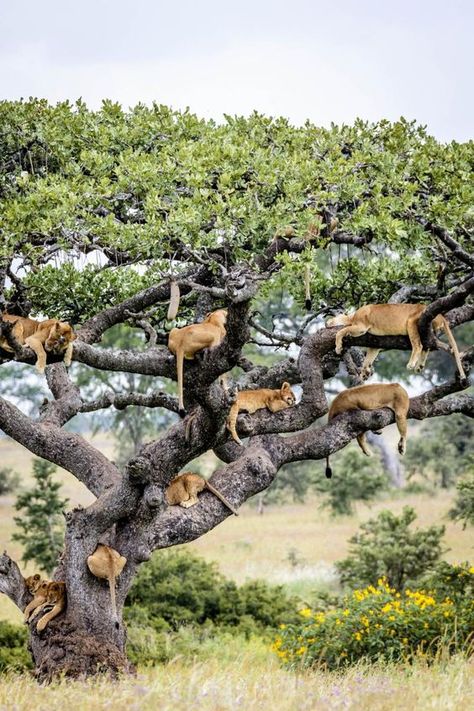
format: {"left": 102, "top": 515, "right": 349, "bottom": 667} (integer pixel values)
{"left": 299, "top": 607, "right": 312, "bottom": 618}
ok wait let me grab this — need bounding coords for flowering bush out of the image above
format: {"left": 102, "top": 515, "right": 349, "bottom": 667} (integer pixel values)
{"left": 272, "top": 567, "right": 474, "bottom": 670}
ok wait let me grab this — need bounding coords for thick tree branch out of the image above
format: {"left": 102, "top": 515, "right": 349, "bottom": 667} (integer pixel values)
{"left": 0, "top": 396, "right": 119, "bottom": 496}
{"left": 80, "top": 390, "right": 179, "bottom": 415}
{"left": 0, "top": 553, "right": 29, "bottom": 611}
{"left": 77, "top": 266, "right": 209, "bottom": 344}
{"left": 418, "top": 275, "right": 474, "bottom": 345}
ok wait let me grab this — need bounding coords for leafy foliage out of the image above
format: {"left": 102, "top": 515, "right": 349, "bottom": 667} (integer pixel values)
{"left": 335, "top": 507, "right": 445, "bottom": 590}
{"left": 404, "top": 416, "right": 474, "bottom": 488}
{"left": 0, "top": 467, "right": 20, "bottom": 496}
{"left": 273, "top": 570, "right": 474, "bottom": 669}
{"left": 449, "top": 460, "right": 474, "bottom": 528}
{"left": 125, "top": 549, "right": 300, "bottom": 634}
{"left": 0, "top": 621, "right": 32, "bottom": 672}
{"left": 1, "top": 101, "right": 473, "bottom": 321}
{"left": 255, "top": 445, "right": 389, "bottom": 513}
{"left": 315, "top": 448, "right": 390, "bottom": 515}
{"left": 124, "top": 549, "right": 302, "bottom": 666}
{"left": 12, "top": 458, "right": 68, "bottom": 574}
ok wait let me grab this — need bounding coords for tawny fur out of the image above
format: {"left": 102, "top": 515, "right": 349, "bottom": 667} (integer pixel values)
{"left": 166, "top": 472, "right": 239, "bottom": 516}
{"left": 87, "top": 544, "right": 127, "bottom": 623}
{"left": 167, "top": 280, "right": 181, "bottom": 321}
{"left": 327, "top": 303, "right": 466, "bottom": 381}
{"left": 325, "top": 382, "right": 410, "bottom": 478}
{"left": 226, "top": 382, "right": 296, "bottom": 445}
{"left": 0, "top": 313, "right": 76, "bottom": 373}
{"left": 168, "top": 309, "right": 227, "bottom": 415}
{"left": 34, "top": 582, "right": 66, "bottom": 632}
{"left": 23, "top": 574, "right": 47, "bottom": 622}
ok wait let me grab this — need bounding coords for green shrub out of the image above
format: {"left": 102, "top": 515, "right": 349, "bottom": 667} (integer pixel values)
{"left": 404, "top": 416, "right": 474, "bottom": 488}
{"left": 0, "top": 467, "right": 20, "bottom": 496}
{"left": 315, "top": 448, "right": 389, "bottom": 516}
{"left": 125, "top": 549, "right": 300, "bottom": 635}
{"left": 273, "top": 571, "right": 474, "bottom": 670}
{"left": 336, "top": 506, "right": 445, "bottom": 590}
{"left": 418, "top": 561, "right": 474, "bottom": 601}
{"left": 449, "top": 461, "right": 474, "bottom": 528}
{"left": 0, "top": 621, "right": 32, "bottom": 672}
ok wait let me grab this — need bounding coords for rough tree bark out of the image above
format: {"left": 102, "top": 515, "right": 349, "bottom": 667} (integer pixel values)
{"left": 0, "top": 235, "right": 473, "bottom": 681}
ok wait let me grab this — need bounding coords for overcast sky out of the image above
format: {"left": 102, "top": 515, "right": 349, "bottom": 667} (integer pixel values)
{"left": 0, "top": 0, "right": 472, "bottom": 142}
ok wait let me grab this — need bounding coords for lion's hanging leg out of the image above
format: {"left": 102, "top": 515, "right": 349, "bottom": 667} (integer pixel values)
{"left": 361, "top": 348, "right": 381, "bottom": 380}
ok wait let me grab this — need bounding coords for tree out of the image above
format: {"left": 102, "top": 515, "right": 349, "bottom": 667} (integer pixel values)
{"left": 404, "top": 414, "right": 474, "bottom": 488}
{"left": 0, "top": 100, "right": 472, "bottom": 680}
{"left": 315, "top": 448, "right": 389, "bottom": 516}
{"left": 12, "top": 459, "right": 68, "bottom": 575}
{"left": 335, "top": 506, "right": 446, "bottom": 590}
{"left": 0, "top": 467, "right": 20, "bottom": 496}
{"left": 449, "top": 459, "right": 474, "bottom": 527}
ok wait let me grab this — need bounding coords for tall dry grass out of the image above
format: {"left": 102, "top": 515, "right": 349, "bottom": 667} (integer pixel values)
{"left": 0, "top": 642, "right": 472, "bottom": 711}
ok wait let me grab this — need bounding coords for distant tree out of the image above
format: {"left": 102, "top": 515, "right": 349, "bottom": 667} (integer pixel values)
{"left": 336, "top": 506, "right": 445, "bottom": 590}
{"left": 12, "top": 459, "right": 68, "bottom": 575}
{"left": 404, "top": 415, "right": 474, "bottom": 488}
{"left": 0, "top": 467, "right": 20, "bottom": 496}
{"left": 449, "top": 459, "right": 474, "bottom": 528}
{"left": 315, "top": 448, "right": 389, "bottom": 515}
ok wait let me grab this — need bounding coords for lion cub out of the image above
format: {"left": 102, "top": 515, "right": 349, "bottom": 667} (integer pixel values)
{"left": 325, "top": 382, "right": 409, "bottom": 478}
{"left": 0, "top": 313, "right": 76, "bottom": 373}
{"left": 23, "top": 575, "right": 66, "bottom": 631}
{"left": 33, "top": 582, "right": 67, "bottom": 632}
{"left": 87, "top": 544, "right": 127, "bottom": 626}
{"left": 226, "top": 382, "right": 296, "bottom": 445}
{"left": 166, "top": 472, "right": 239, "bottom": 516}
{"left": 168, "top": 309, "right": 227, "bottom": 416}
{"left": 327, "top": 303, "right": 466, "bottom": 381}
{"left": 23, "top": 574, "right": 47, "bottom": 622}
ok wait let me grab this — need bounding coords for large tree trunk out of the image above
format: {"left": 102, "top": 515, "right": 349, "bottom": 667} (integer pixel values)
{"left": 28, "top": 616, "right": 133, "bottom": 682}
{"left": 0, "top": 535, "right": 136, "bottom": 681}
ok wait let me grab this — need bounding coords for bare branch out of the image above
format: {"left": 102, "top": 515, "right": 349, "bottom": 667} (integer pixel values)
{"left": 80, "top": 390, "right": 180, "bottom": 415}
{"left": 426, "top": 223, "right": 474, "bottom": 268}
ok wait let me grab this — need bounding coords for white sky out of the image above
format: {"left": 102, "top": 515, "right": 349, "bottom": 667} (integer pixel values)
{"left": 0, "top": 0, "right": 472, "bottom": 141}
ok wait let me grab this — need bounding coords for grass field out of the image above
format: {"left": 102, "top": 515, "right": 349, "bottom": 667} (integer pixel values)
{"left": 1, "top": 645, "right": 472, "bottom": 711}
{"left": 0, "top": 434, "right": 473, "bottom": 709}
